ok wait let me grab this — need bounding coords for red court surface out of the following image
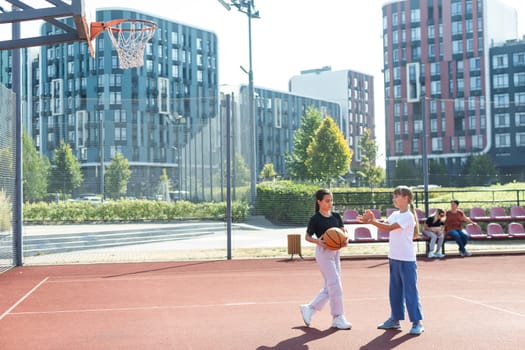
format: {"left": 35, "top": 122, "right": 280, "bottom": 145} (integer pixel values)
{"left": 1, "top": 254, "right": 524, "bottom": 350}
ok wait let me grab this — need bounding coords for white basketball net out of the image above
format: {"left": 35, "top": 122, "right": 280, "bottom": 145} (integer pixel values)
{"left": 106, "top": 20, "right": 156, "bottom": 69}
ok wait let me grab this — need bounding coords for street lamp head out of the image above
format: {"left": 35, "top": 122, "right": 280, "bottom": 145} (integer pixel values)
{"left": 216, "top": 0, "right": 231, "bottom": 11}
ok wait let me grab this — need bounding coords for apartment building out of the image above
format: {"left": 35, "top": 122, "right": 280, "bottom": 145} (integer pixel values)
{"left": 382, "top": 0, "right": 521, "bottom": 184}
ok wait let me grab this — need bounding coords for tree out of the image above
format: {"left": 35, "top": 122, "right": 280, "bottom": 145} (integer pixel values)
{"left": 48, "top": 140, "right": 83, "bottom": 197}
{"left": 259, "top": 163, "right": 278, "bottom": 181}
{"left": 305, "top": 116, "right": 353, "bottom": 185}
{"left": 22, "top": 130, "right": 50, "bottom": 201}
{"left": 105, "top": 152, "right": 132, "bottom": 199}
{"left": 356, "top": 128, "right": 384, "bottom": 188}
{"left": 428, "top": 159, "right": 449, "bottom": 186}
{"left": 233, "top": 153, "right": 250, "bottom": 186}
{"left": 391, "top": 159, "right": 420, "bottom": 186}
{"left": 285, "top": 106, "right": 323, "bottom": 180}
{"left": 461, "top": 154, "right": 500, "bottom": 186}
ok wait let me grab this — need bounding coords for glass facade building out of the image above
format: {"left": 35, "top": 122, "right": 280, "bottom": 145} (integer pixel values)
{"left": 34, "top": 8, "right": 220, "bottom": 200}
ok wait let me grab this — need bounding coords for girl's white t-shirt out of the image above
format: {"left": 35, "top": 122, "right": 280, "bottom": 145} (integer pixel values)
{"left": 387, "top": 210, "right": 416, "bottom": 262}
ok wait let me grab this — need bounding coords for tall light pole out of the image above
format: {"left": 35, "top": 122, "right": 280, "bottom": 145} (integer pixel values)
{"left": 218, "top": 0, "right": 259, "bottom": 207}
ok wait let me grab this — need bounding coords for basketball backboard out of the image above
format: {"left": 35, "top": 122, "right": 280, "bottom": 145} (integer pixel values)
{"left": 0, "top": 0, "right": 90, "bottom": 50}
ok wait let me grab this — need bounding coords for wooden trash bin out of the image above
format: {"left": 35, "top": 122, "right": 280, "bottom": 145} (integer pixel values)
{"left": 287, "top": 234, "right": 303, "bottom": 259}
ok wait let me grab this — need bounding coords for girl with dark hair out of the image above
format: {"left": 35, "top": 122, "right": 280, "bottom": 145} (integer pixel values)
{"left": 300, "top": 188, "right": 351, "bottom": 330}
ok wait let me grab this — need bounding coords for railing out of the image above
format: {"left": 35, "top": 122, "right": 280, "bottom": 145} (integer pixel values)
{"left": 333, "top": 189, "right": 525, "bottom": 214}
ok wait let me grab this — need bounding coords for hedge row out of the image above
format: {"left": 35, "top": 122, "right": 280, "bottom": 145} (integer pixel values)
{"left": 23, "top": 199, "right": 251, "bottom": 223}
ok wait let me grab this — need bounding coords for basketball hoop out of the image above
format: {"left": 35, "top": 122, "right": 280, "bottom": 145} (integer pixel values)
{"left": 90, "top": 19, "right": 157, "bottom": 69}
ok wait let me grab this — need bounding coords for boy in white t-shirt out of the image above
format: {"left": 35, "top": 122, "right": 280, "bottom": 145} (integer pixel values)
{"left": 358, "top": 185, "right": 424, "bottom": 335}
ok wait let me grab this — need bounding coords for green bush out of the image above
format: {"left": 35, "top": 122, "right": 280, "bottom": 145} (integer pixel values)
{"left": 256, "top": 181, "right": 317, "bottom": 225}
{"left": 23, "top": 199, "right": 250, "bottom": 223}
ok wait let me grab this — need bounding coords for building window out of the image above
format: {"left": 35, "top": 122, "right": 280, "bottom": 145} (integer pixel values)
{"left": 451, "top": 2, "right": 462, "bottom": 16}
{"left": 494, "top": 94, "right": 509, "bottom": 108}
{"left": 515, "top": 92, "right": 525, "bottom": 107}
{"left": 452, "top": 21, "right": 462, "bottom": 35}
{"left": 468, "top": 114, "right": 477, "bottom": 130}
{"left": 457, "top": 78, "right": 464, "bottom": 93}
{"left": 428, "top": 25, "right": 435, "bottom": 39}
{"left": 115, "top": 109, "right": 127, "bottom": 123}
{"left": 431, "top": 80, "right": 441, "bottom": 95}
{"left": 274, "top": 98, "right": 282, "bottom": 128}
{"left": 470, "top": 76, "right": 481, "bottom": 91}
{"left": 411, "top": 27, "right": 420, "bottom": 41}
{"left": 469, "top": 57, "right": 480, "bottom": 71}
{"left": 493, "top": 54, "right": 509, "bottom": 69}
{"left": 457, "top": 60, "right": 463, "bottom": 73}
{"left": 394, "top": 121, "right": 400, "bottom": 135}
{"left": 472, "top": 134, "right": 483, "bottom": 149}
{"left": 452, "top": 40, "right": 463, "bottom": 54}
{"left": 495, "top": 133, "right": 510, "bottom": 148}
{"left": 414, "top": 120, "right": 422, "bottom": 134}
{"left": 514, "top": 72, "right": 525, "bottom": 87}
{"left": 432, "top": 137, "right": 443, "bottom": 151}
{"left": 412, "top": 138, "right": 419, "bottom": 153}
{"left": 158, "top": 77, "right": 170, "bottom": 114}
{"left": 115, "top": 127, "right": 127, "bottom": 142}
{"left": 458, "top": 136, "right": 466, "bottom": 151}
{"left": 109, "top": 91, "right": 121, "bottom": 105}
{"left": 430, "top": 118, "right": 437, "bottom": 132}
{"left": 395, "top": 139, "right": 403, "bottom": 153}
{"left": 495, "top": 113, "right": 510, "bottom": 128}
{"left": 454, "top": 98, "right": 464, "bottom": 111}
{"left": 493, "top": 74, "right": 509, "bottom": 88}
{"left": 51, "top": 79, "right": 63, "bottom": 115}
{"left": 513, "top": 52, "right": 525, "bottom": 66}
{"left": 410, "top": 9, "right": 420, "bottom": 23}
{"left": 516, "top": 112, "right": 525, "bottom": 126}
{"left": 517, "top": 132, "right": 525, "bottom": 146}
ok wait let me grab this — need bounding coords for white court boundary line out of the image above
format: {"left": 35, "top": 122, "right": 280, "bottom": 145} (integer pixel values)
{"left": 451, "top": 295, "right": 525, "bottom": 318}
{"left": 6, "top": 295, "right": 441, "bottom": 317}
{"left": 0, "top": 277, "right": 49, "bottom": 321}
{"left": 6, "top": 293, "right": 525, "bottom": 319}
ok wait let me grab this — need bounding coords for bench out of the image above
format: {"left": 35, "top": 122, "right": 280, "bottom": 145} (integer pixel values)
{"left": 345, "top": 221, "right": 525, "bottom": 255}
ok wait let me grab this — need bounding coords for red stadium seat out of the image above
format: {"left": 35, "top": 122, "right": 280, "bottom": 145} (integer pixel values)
{"left": 353, "top": 227, "right": 376, "bottom": 243}
{"left": 415, "top": 208, "right": 426, "bottom": 223}
{"left": 486, "top": 223, "right": 509, "bottom": 239}
{"left": 464, "top": 223, "right": 487, "bottom": 240}
{"left": 343, "top": 209, "right": 360, "bottom": 224}
{"left": 510, "top": 206, "right": 525, "bottom": 220}
{"left": 376, "top": 229, "right": 390, "bottom": 242}
{"left": 489, "top": 207, "right": 511, "bottom": 221}
{"left": 468, "top": 207, "right": 490, "bottom": 222}
{"left": 508, "top": 222, "right": 525, "bottom": 239}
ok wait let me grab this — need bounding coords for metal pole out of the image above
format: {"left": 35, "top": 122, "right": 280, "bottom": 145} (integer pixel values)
{"left": 100, "top": 115, "right": 104, "bottom": 199}
{"left": 13, "top": 10, "right": 23, "bottom": 266}
{"left": 247, "top": 1, "right": 257, "bottom": 209}
{"left": 226, "top": 94, "right": 232, "bottom": 260}
{"left": 421, "top": 92, "right": 429, "bottom": 215}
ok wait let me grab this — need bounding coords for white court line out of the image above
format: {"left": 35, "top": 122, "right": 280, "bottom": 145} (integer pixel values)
{"left": 0, "top": 277, "right": 49, "bottom": 321}
{"left": 6, "top": 295, "right": 442, "bottom": 317}
{"left": 452, "top": 295, "right": 525, "bottom": 318}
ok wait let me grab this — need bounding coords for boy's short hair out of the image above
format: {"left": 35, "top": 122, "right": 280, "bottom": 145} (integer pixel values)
{"left": 450, "top": 199, "right": 460, "bottom": 206}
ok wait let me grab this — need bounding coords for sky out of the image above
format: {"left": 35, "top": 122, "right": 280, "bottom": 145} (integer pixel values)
{"left": 3, "top": 0, "right": 525, "bottom": 164}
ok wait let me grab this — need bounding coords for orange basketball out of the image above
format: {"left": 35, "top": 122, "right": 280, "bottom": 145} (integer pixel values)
{"left": 322, "top": 227, "right": 348, "bottom": 250}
